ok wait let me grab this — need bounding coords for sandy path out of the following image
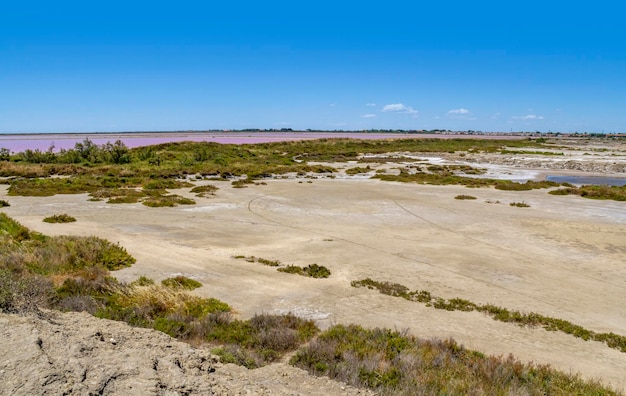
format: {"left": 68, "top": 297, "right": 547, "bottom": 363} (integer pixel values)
{"left": 1, "top": 179, "right": 625, "bottom": 391}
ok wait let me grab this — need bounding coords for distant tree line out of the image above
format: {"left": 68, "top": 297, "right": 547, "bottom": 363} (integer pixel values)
{"left": 1, "top": 139, "right": 130, "bottom": 165}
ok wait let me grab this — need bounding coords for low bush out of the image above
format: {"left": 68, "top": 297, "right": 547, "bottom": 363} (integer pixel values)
{"left": 142, "top": 194, "right": 196, "bottom": 207}
{"left": 207, "top": 313, "right": 319, "bottom": 368}
{"left": 0, "top": 199, "right": 9, "bottom": 207}
{"left": 43, "top": 214, "right": 77, "bottom": 223}
{"left": 549, "top": 185, "right": 626, "bottom": 201}
{"left": 161, "top": 276, "right": 202, "bottom": 290}
{"left": 257, "top": 258, "right": 281, "bottom": 267}
{"left": 510, "top": 201, "right": 530, "bottom": 207}
{"left": 495, "top": 180, "right": 559, "bottom": 191}
{"left": 291, "top": 324, "right": 618, "bottom": 394}
{"left": 454, "top": 195, "right": 476, "bottom": 200}
{"left": 345, "top": 166, "right": 371, "bottom": 175}
{"left": 278, "top": 264, "right": 331, "bottom": 278}
{"left": 130, "top": 276, "right": 155, "bottom": 287}
{"left": 190, "top": 184, "right": 219, "bottom": 197}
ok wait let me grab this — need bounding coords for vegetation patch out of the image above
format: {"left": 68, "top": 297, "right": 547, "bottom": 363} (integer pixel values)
{"left": 235, "top": 255, "right": 281, "bottom": 266}
{"left": 161, "top": 276, "right": 202, "bottom": 290}
{"left": 494, "top": 180, "right": 559, "bottom": 191}
{"left": 352, "top": 278, "right": 626, "bottom": 354}
{"left": 291, "top": 324, "right": 618, "bottom": 395}
{"left": 510, "top": 201, "right": 530, "bottom": 207}
{"left": 190, "top": 184, "right": 219, "bottom": 197}
{"left": 278, "top": 264, "right": 331, "bottom": 278}
{"left": 454, "top": 195, "right": 477, "bottom": 200}
{"left": 500, "top": 149, "right": 564, "bottom": 156}
{"left": 142, "top": 194, "right": 195, "bottom": 207}
{"left": 234, "top": 256, "right": 331, "bottom": 277}
{"left": 208, "top": 313, "right": 319, "bottom": 368}
{"left": 0, "top": 199, "right": 9, "bottom": 207}
{"left": 43, "top": 214, "right": 77, "bottom": 223}
{"left": 345, "top": 166, "right": 372, "bottom": 175}
{"left": 549, "top": 185, "right": 626, "bottom": 201}
{"left": 0, "top": 214, "right": 316, "bottom": 368}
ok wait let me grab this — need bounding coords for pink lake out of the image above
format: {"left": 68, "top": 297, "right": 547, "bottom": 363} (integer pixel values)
{"left": 0, "top": 131, "right": 521, "bottom": 153}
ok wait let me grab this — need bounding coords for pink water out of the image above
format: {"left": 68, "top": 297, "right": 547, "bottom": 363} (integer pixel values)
{"left": 0, "top": 132, "right": 518, "bottom": 153}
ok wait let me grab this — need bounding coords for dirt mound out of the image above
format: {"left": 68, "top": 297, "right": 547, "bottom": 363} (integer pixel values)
{"left": 0, "top": 310, "right": 371, "bottom": 395}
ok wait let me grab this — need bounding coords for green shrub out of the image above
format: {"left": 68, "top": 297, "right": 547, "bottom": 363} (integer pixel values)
{"left": 510, "top": 201, "right": 530, "bottom": 207}
{"left": 142, "top": 194, "right": 196, "bottom": 207}
{"left": 345, "top": 166, "right": 371, "bottom": 175}
{"left": 205, "top": 313, "right": 319, "bottom": 368}
{"left": 290, "top": 324, "right": 619, "bottom": 395}
{"left": 43, "top": 214, "right": 77, "bottom": 223}
{"left": 130, "top": 276, "right": 155, "bottom": 287}
{"left": 0, "top": 199, "right": 9, "bottom": 207}
{"left": 549, "top": 185, "right": 626, "bottom": 201}
{"left": 495, "top": 180, "right": 559, "bottom": 191}
{"left": 454, "top": 195, "right": 477, "bottom": 200}
{"left": 257, "top": 258, "right": 281, "bottom": 267}
{"left": 278, "top": 264, "right": 331, "bottom": 278}
{"left": 278, "top": 265, "right": 304, "bottom": 275}
{"left": 190, "top": 184, "right": 219, "bottom": 197}
{"left": 161, "top": 276, "right": 202, "bottom": 290}
{"left": 0, "top": 213, "right": 34, "bottom": 241}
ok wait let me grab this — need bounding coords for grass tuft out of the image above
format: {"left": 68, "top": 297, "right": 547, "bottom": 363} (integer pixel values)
{"left": 277, "top": 264, "right": 331, "bottom": 278}
{"left": 43, "top": 214, "right": 77, "bottom": 223}
{"left": 161, "top": 276, "right": 202, "bottom": 290}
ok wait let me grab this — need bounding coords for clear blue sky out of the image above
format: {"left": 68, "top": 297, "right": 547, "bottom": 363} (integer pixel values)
{"left": 1, "top": 1, "right": 625, "bottom": 133}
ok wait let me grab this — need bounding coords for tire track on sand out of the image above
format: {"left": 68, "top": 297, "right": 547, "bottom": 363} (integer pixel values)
{"left": 247, "top": 196, "right": 570, "bottom": 312}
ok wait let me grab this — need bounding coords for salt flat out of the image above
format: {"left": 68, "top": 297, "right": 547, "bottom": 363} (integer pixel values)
{"left": 2, "top": 174, "right": 625, "bottom": 390}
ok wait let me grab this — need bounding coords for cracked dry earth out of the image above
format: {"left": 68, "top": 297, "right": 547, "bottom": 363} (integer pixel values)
{"left": 0, "top": 310, "right": 372, "bottom": 395}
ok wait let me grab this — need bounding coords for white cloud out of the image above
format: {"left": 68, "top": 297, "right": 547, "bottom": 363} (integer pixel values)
{"left": 382, "top": 103, "right": 418, "bottom": 115}
{"left": 513, "top": 114, "right": 544, "bottom": 120}
{"left": 361, "top": 114, "right": 377, "bottom": 118}
{"left": 447, "top": 108, "right": 470, "bottom": 115}
{"left": 366, "top": 103, "right": 377, "bottom": 107}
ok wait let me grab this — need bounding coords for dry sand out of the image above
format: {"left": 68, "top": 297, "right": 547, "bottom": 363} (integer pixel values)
{"left": 1, "top": 160, "right": 625, "bottom": 390}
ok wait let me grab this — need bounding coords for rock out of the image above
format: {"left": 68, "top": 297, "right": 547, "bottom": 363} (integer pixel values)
{"left": 0, "top": 311, "right": 372, "bottom": 396}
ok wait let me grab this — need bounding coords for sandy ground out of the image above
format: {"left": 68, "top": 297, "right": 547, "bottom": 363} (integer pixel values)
{"left": 2, "top": 171, "right": 625, "bottom": 391}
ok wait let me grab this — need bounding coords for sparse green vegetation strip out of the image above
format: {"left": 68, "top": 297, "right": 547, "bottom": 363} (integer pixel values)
{"left": 43, "top": 214, "right": 76, "bottom": 223}
{"left": 373, "top": 170, "right": 560, "bottom": 190}
{"left": 500, "top": 149, "right": 564, "bottom": 156}
{"left": 235, "top": 255, "right": 331, "bottom": 278}
{"left": 454, "top": 195, "right": 476, "bottom": 200}
{"left": 549, "top": 185, "right": 626, "bottom": 201}
{"left": 291, "top": 324, "right": 618, "bottom": 395}
{"left": 4, "top": 137, "right": 623, "bottom": 200}
{"left": 352, "top": 278, "right": 626, "bottom": 353}
{"left": 1, "top": 137, "right": 537, "bottom": 196}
